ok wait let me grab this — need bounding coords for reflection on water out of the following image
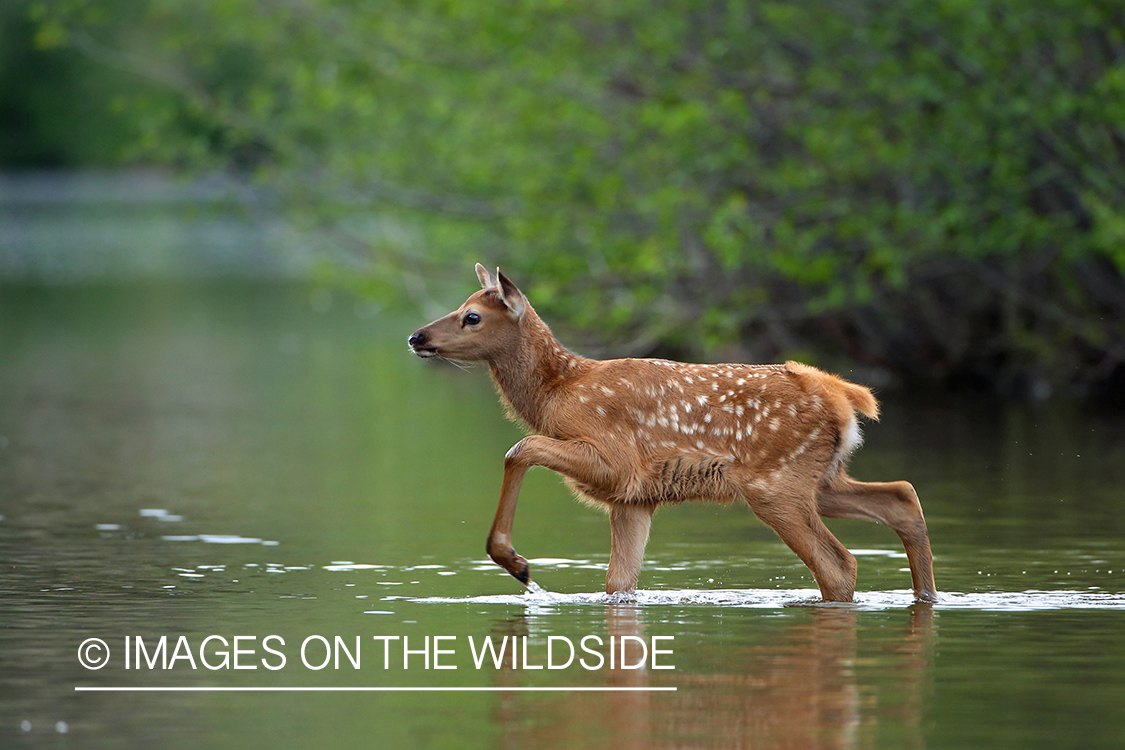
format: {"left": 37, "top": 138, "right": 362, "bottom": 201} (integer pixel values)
{"left": 2, "top": 284, "right": 1125, "bottom": 748}
{"left": 480, "top": 601, "right": 932, "bottom": 750}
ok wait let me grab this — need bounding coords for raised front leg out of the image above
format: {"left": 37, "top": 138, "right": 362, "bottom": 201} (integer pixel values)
{"left": 487, "top": 457, "right": 533, "bottom": 585}
{"left": 487, "top": 436, "right": 618, "bottom": 587}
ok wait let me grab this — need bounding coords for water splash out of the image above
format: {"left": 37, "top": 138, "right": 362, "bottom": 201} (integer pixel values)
{"left": 411, "top": 587, "right": 1125, "bottom": 612}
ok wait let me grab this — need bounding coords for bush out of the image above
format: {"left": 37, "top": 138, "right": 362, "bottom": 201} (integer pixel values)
{"left": 39, "top": 0, "right": 1125, "bottom": 396}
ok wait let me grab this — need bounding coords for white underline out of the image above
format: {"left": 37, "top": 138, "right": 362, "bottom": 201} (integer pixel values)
{"left": 75, "top": 686, "right": 676, "bottom": 693}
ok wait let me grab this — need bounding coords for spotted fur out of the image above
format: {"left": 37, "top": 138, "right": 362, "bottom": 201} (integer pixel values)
{"left": 408, "top": 264, "right": 936, "bottom": 603}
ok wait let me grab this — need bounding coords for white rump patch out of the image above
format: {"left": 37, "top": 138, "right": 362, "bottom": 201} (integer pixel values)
{"left": 840, "top": 416, "right": 864, "bottom": 456}
{"left": 826, "top": 416, "right": 865, "bottom": 479}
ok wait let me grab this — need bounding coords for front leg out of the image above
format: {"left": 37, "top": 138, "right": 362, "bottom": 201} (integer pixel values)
{"left": 486, "top": 435, "right": 617, "bottom": 587}
{"left": 487, "top": 458, "right": 532, "bottom": 585}
{"left": 606, "top": 503, "right": 655, "bottom": 594}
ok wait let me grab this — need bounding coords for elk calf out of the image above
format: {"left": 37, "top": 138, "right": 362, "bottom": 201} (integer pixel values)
{"left": 408, "top": 264, "right": 937, "bottom": 603}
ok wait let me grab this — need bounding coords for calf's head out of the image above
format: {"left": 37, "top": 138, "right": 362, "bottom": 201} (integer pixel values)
{"left": 407, "top": 263, "right": 528, "bottom": 363}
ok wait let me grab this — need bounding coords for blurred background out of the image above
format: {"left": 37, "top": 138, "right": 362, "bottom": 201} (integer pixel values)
{"left": 4, "top": 0, "right": 1124, "bottom": 399}
{"left": 4, "top": 4, "right": 1125, "bottom": 748}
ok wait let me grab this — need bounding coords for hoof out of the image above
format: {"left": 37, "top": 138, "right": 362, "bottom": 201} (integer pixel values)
{"left": 487, "top": 538, "right": 530, "bottom": 585}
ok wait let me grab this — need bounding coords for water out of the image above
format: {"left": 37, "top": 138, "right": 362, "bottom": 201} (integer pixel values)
{"left": 2, "top": 283, "right": 1124, "bottom": 748}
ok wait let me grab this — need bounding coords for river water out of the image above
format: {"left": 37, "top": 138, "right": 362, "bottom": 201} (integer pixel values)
{"left": 1, "top": 283, "right": 1124, "bottom": 748}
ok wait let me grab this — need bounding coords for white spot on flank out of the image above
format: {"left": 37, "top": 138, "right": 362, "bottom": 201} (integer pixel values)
{"left": 703, "top": 412, "right": 712, "bottom": 423}
{"left": 769, "top": 417, "right": 780, "bottom": 431}
{"left": 788, "top": 404, "right": 797, "bottom": 417}
{"left": 596, "top": 406, "right": 606, "bottom": 417}
{"left": 600, "top": 386, "right": 615, "bottom": 396}
{"left": 696, "top": 395, "right": 708, "bottom": 406}
{"left": 578, "top": 395, "right": 588, "bottom": 403}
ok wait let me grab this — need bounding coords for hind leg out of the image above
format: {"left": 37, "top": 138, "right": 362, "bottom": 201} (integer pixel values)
{"left": 816, "top": 476, "right": 936, "bottom": 603}
{"left": 747, "top": 492, "right": 858, "bottom": 602}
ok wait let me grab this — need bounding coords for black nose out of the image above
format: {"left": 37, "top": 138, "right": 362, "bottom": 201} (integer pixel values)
{"left": 408, "top": 330, "right": 428, "bottom": 347}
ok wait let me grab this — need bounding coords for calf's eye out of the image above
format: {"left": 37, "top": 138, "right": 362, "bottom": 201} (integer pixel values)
{"left": 463, "top": 312, "right": 481, "bottom": 326}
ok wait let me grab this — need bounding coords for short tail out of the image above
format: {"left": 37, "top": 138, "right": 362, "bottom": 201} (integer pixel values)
{"left": 784, "top": 361, "right": 879, "bottom": 421}
{"left": 842, "top": 381, "right": 879, "bottom": 420}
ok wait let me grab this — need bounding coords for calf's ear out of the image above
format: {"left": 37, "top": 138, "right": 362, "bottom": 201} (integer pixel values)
{"left": 496, "top": 269, "right": 527, "bottom": 318}
{"left": 475, "top": 262, "right": 497, "bottom": 289}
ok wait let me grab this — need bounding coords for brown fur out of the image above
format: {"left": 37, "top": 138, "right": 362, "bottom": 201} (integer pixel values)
{"left": 409, "top": 264, "right": 936, "bottom": 603}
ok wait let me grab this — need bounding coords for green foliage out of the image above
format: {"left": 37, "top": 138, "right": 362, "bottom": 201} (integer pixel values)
{"left": 0, "top": 0, "right": 148, "bottom": 166}
{"left": 31, "top": 0, "right": 1125, "bottom": 395}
